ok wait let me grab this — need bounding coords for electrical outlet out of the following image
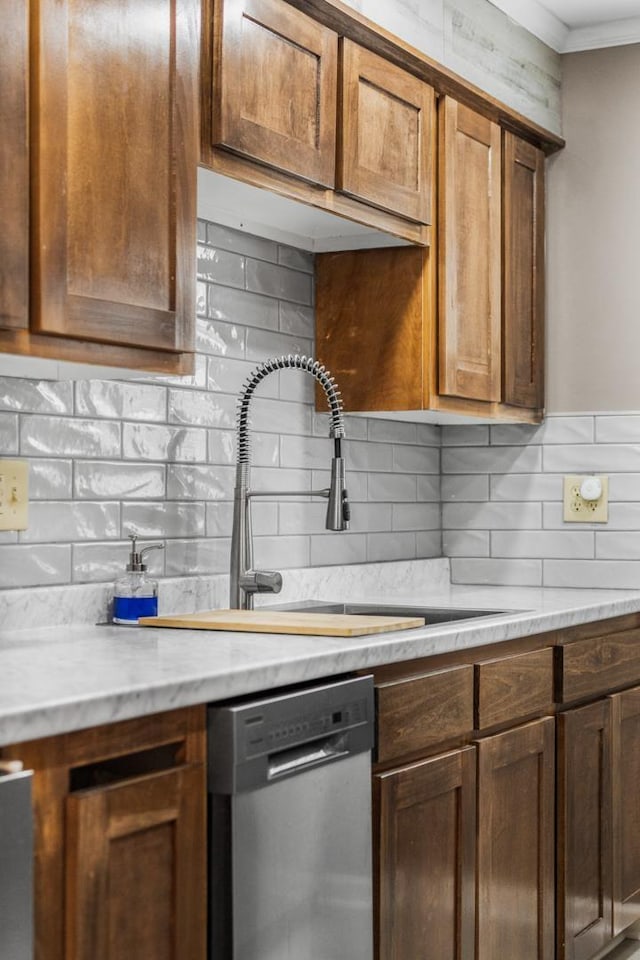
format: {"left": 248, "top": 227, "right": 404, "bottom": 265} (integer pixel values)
{"left": 0, "top": 460, "right": 29, "bottom": 531}
{"left": 563, "top": 475, "right": 608, "bottom": 523}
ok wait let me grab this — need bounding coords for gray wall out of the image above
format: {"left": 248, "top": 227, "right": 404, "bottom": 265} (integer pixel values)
{"left": 546, "top": 44, "right": 640, "bottom": 412}
{"left": 0, "top": 222, "right": 441, "bottom": 590}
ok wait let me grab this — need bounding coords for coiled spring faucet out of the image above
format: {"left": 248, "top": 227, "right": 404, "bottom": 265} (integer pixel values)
{"left": 230, "top": 355, "right": 350, "bottom": 609}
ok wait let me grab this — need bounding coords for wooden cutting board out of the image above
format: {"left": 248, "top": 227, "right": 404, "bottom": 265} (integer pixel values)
{"left": 138, "top": 609, "right": 425, "bottom": 637}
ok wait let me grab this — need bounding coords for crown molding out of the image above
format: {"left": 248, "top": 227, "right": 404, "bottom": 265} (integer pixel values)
{"left": 563, "top": 16, "right": 640, "bottom": 52}
{"left": 488, "top": 0, "right": 640, "bottom": 52}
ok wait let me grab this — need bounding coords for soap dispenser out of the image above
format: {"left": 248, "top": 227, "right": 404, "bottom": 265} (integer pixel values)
{"left": 113, "top": 534, "right": 165, "bottom": 625}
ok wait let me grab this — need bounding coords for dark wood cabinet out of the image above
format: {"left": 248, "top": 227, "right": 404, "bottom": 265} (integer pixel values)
{"left": 211, "top": 0, "right": 338, "bottom": 187}
{"left": 1, "top": 708, "right": 207, "bottom": 960}
{"left": 611, "top": 686, "right": 640, "bottom": 936}
{"left": 0, "top": 0, "right": 198, "bottom": 373}
{"left": 438, "top": 97, "right": 502, "bottom": 404}
{"left": 476, "top": 717, "right": 555, "bottom": 960}
{"left": 503, "top": 132, "right": 545, "bottom": 410}
{"left": 338, "top": 39, "right": 434, "bottom": 224}
{"left": 0, "top": 0, "right": 29, "bottom": 331}
{"left": 375, "top": 747, "right": 476, "bottom": 960}
{"left": 557, "top": 699, "right": 613, "bottom": 960}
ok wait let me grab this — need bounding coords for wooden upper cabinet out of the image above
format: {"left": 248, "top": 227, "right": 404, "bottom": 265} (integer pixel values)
{"left": 439, "top": 97, "right": 502, "bottom": 403}
{"left": 0, "top": 0, "right": 29, "bottom": 331}
{"left": 30, "top": 0, "right": 198, "bottom": 356}
{"left": 338, "top": 40, "right": 434, "bottom": 224}
{"left": 211, "top": 0, "right": 338, "bottom": 187}
{"left": 504, "top": 132, "right": 545, "bottom": 410}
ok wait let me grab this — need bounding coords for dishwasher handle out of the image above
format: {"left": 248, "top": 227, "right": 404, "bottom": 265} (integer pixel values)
{"left": 267, "top": 734, "right": 348, "bottom": 781}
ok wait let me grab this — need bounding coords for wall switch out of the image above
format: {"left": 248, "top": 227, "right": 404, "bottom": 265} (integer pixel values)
{"left": 563, "top": 475, "right": 608, "bottom": 523}
{"left": 0, "top": 460, "right": 29, "bottom": 531}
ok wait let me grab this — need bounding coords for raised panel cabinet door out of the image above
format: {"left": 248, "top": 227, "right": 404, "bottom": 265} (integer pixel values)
{"left": 503, "top": 132, "right": 545, "bottom": 410}
{"left": 338, "top": 39, "right": 434, "bottom": 224}
{"left": 476, "top": 717, "right": 555, "bottom": 960}
{"left": 31, "top": 0, "right": 198, "bottom": 353}
{"left": 65, "top": 764, "right": 206, "bottom": 960}
{"left": 212, "top": 0, "right": 338, "bottom": 187}
{"left": 375, "top": 746, "right": 476, "bottom": 960}
{"left": 557, "top": 700, "right": 613, "bottom": 960}
{"left": 0, "top": 0, "right": 29, "bottom": 330}
{"left": 439, "top": 98, "right": 501, "bottom": 403}
{"left": 611, "top": 686, "right": 640, "bottom": 936}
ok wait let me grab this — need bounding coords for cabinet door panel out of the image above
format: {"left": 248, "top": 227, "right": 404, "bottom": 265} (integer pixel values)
{"left": 476, "top": 717, "right": 555, "bottom": 960}
{"left": 338, "top": 40, "right": 434, "bottom": 224}
{"left": 0, "top": 0, "right": 29, "bottom": 330}
{"left": 612, "top": 686, "right": 640, "bottom": 936}
{"left": 32, "top": 0, "right": 197, "bottom": 353}
{"left": 212, "top": 0, "right": 337, "bottom": 187}
{"left": 439, "top": 98, "right": 501, "bottom": 402}
{"left": 66, "top": 764, "right": 206, "bottom": 960}
{"left": 504, "top": 132, "right": 545, "bottom": 410}
{"left": 557, "top": 700, "right": 612, "bottom": 960}
{"left": 376, "top": 747, "right": 476, "bottom": 960}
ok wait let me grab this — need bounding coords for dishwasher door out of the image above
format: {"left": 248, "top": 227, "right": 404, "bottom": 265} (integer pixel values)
{"left": 0, "top": 763, "right": 33, "bottom": 960}
{"left": 208, "top": 676, "right": 374, "bottom": 960}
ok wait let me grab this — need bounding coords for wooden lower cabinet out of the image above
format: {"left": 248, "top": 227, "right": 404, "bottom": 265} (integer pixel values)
{"left": 476, "top": 717, "right": 556, "bottom": 960}
{"left": 1, "top": 707, "right": 207, "bottom": 960}
{"left": 374, "top": 746, "right": 476, "bottom": 960}
{"left": 557, "top": 700, "right": 613, "bottom": 960}
{"left": 611, "top": 685, "right": 640, "bottom": 936}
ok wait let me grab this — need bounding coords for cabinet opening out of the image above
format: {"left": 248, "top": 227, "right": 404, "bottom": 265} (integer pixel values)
{"left": 69, "top": 742, "right": 182, "bottom": 792}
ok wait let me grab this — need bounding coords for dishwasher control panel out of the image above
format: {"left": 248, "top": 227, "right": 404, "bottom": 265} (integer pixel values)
{"left": 208, "top": 675, "right": 374, "bottom": 794}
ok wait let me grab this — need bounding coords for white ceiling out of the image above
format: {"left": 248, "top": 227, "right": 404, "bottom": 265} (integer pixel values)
{"left": 489, "top": 0, "right": 640, "bottom": 52}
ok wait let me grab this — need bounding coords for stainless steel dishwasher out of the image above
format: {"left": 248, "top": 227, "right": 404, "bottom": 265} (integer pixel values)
{"left": 0, "top": 761, "right": 33, "bottom": 960}
{"left": 208, "top": 675, "right": 374, "bottom": 960}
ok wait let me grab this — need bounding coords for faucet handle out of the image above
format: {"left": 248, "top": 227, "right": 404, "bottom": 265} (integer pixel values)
{"left": 239, "top": 570, "right": 283, "bottom": 595}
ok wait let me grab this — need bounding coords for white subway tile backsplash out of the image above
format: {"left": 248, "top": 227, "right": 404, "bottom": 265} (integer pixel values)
{"left": 123, "top": 423, "right": 207, "bottom": 462}
{"left": 206, "top": 501, "right": 278, "bottom": 538}
{"left": 543, "top": 560, "right": 640, "bottom": 590}
{"left": 442, "top": 445, "right": 542, "bottom": 474}
{"left": 0, "top": 544, "right": 71, "bottom": 587}
{"left": 277, "top": 245, "right": 314, "bottom": 273}
{"left": 207, "top": 284, "right": 279, "bottom": 332}
{"left": 543, "top": 444, "right": 640, "bottom": 473}
{"left": 197, "top": 245, "right": 245, "bottom": 288}
{"left": 246, "top": 259, "right": 313, "bottom": 305}
{"left": 417, "top": 530, "right": 442, "bottom": 557}
{"left": 392, "top": 503, "right": 441, "bottom": 531}
{"left": 595, "top": 416, "right": 640, "bottom": 443}
{"left": 206, "top": 223, "right": 278, "bottom": 263}
{"left": 367, "top": 532, "right": 416, "bottom": 563}
{"left": 393, "top": 444, "right": 440, "bottom": 474}
{"left": 609, "top": 475, "right": 640, "bottom": 500}
{"left": 443, "top": 501, "right": 542, "bottom": 530}
{"left": 256, "top": 535, "right": 311, "bottom": 569}
{"left": 596, "top": 532, "right": 640, "bottom": 560}
{"left": 368, "top": 419, "right": 418, "bottom": 444}
{"left": 451, "top": 557, "right": 543, "bottom": 586}
{"left": 75, "top": 380, "right": 166, "bottom": 421}
{"left": 167, "top": 464, "right": 235, "bottom": 501}
{"left": 443, "top": 530, "right": 490, "bottom": 557}
{"left": 416, "top": 475, "right": 441, "bottom": 502}
{"left": 0, "top": 378, "right": 73, "bottom": 415}
{"left": 368, "top": 473, "right": 417, "bottom": 502}
{"left": 491, "top": 529, "right": 594, "bottom": 559}
{"left": 21, "top": 416, "right": 120, "bottom": 458}
{"left": 196, "top": 316, "right": 245, "bottom": 358}
{"left": 206, "top": 357, "right": 279, "bottom": 398}
{"left": 167, "top": 389, "right": 236, "bottom": 429}
{"left": 279, "top": 302, "right": 314, "bottom": 337}
{"left": 165, "top": 538, "right": 230, "bottom": 576}
{"left": 490, "top": 473, "right": 562, "bottom": 502}
{"left": 309, "top": 533, "right": 366, "bottom": 566}
{"left": 72, "top": 541, "right": 164, "bottom": 583}
{"left": 441, "top": 475, "right": 489, "bottom": 502}
{"left": 29, "top": 459, "right": 73, "bottom": 499}
{"left": 442, "top": 425, "right": 489, "bottom": 446}
{"left": 122, "top": 502, "right": 205, "bottom": 538}
{"left": 245, "top": 326, "right": 313, "bottom": 363}
{"left": 19, "top": 501, "right": 120, "bottom": 543}
{"left": 491, "top": 417, "right": 594, "bottom": 446}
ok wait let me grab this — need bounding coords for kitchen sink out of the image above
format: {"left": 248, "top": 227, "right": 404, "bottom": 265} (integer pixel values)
{"left": 270, "top": 600, "right": 513, "bottom": 625}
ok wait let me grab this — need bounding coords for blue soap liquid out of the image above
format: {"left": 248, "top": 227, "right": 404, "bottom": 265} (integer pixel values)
{"left": 113, "top": 595, "right": 158, "bottom": 625}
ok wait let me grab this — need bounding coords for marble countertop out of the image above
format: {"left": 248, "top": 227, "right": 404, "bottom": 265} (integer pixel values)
{"left": 3, "top": 580, "right": 640, "bottom": 747}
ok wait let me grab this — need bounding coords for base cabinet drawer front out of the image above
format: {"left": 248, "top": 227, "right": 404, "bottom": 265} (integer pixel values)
{"left": 557, "top": 700, "right": 613, "bottom": 960}
{"left": 559, "top": 628, "right": 640, "bottom": 703}
{"left": 476, "top": 717, "right": 555, "bottom": 960}
{"left": 475, "top": 647, "right": 553, "bottom": 730}
{"left": 376, "top": 664, "right": 474, "bottom": 764}
{"left": 212, "top": 0, "right": 338, "bottom": 187}
{"left": 611, "top": 686, "right": 640, "bottom": 936}
{"left": 375, "top": 747, "right": 476, "bottom": 960}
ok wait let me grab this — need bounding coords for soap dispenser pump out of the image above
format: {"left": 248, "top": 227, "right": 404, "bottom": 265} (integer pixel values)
{"left": 113, "top": 534, "right": 165, "bottom": 625}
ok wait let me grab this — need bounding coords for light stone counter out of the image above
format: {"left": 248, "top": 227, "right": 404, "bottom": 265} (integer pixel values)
{"left": 3, "top": 570, "right": 640, "bottom": 747}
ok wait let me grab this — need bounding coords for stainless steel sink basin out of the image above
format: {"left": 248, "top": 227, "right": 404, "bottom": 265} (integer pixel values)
{"left": 271, "top": 600, "right": 512, "bottom": 625}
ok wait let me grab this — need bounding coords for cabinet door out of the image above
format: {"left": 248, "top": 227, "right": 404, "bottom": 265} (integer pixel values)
{"left": 476, "top": 717, "right": 555, "bottom": 960}
{"left": 0, "top": 0, "right": 29, "bottom": 330}
{"left": 439, "top": 98, "right": 501, "bottom": 403}
{"left": 557, "top": 700, "right": 612, "bottom": 960}
{"left": 212, "top": 0, "right": 337, "bottom": 187}
{"left": 503, "top": 132, "right": 545, "bottom": 410}
{"left": 66, "top": 764, "right": 206, "bottom": 960}
{"left": 611, "top": 686, "right": 640, "bottom": 936}
{"left": 31, "top": 0, "right": 198, "bottom": 354}
{"left": 338, "top": 40, "right": 434, "bottom": 224}
{"left": 375, "top": 746, "right": 476, "bottom": 960}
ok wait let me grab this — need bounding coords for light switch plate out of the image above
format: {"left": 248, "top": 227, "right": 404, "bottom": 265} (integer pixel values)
{"left": 0, "top": 460, "right": 29, "bottom": 530}
{"left": 563, "top": 475, "right": 608, "bottom": 523}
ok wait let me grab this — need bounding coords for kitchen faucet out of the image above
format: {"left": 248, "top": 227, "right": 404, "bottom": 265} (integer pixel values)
{"left": 230, "top": 355, "right": 350, "bottom": 609}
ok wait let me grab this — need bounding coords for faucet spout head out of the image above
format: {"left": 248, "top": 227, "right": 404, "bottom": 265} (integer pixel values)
{"left": 326, "top": 456, "right": 350, "bottom": 531}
